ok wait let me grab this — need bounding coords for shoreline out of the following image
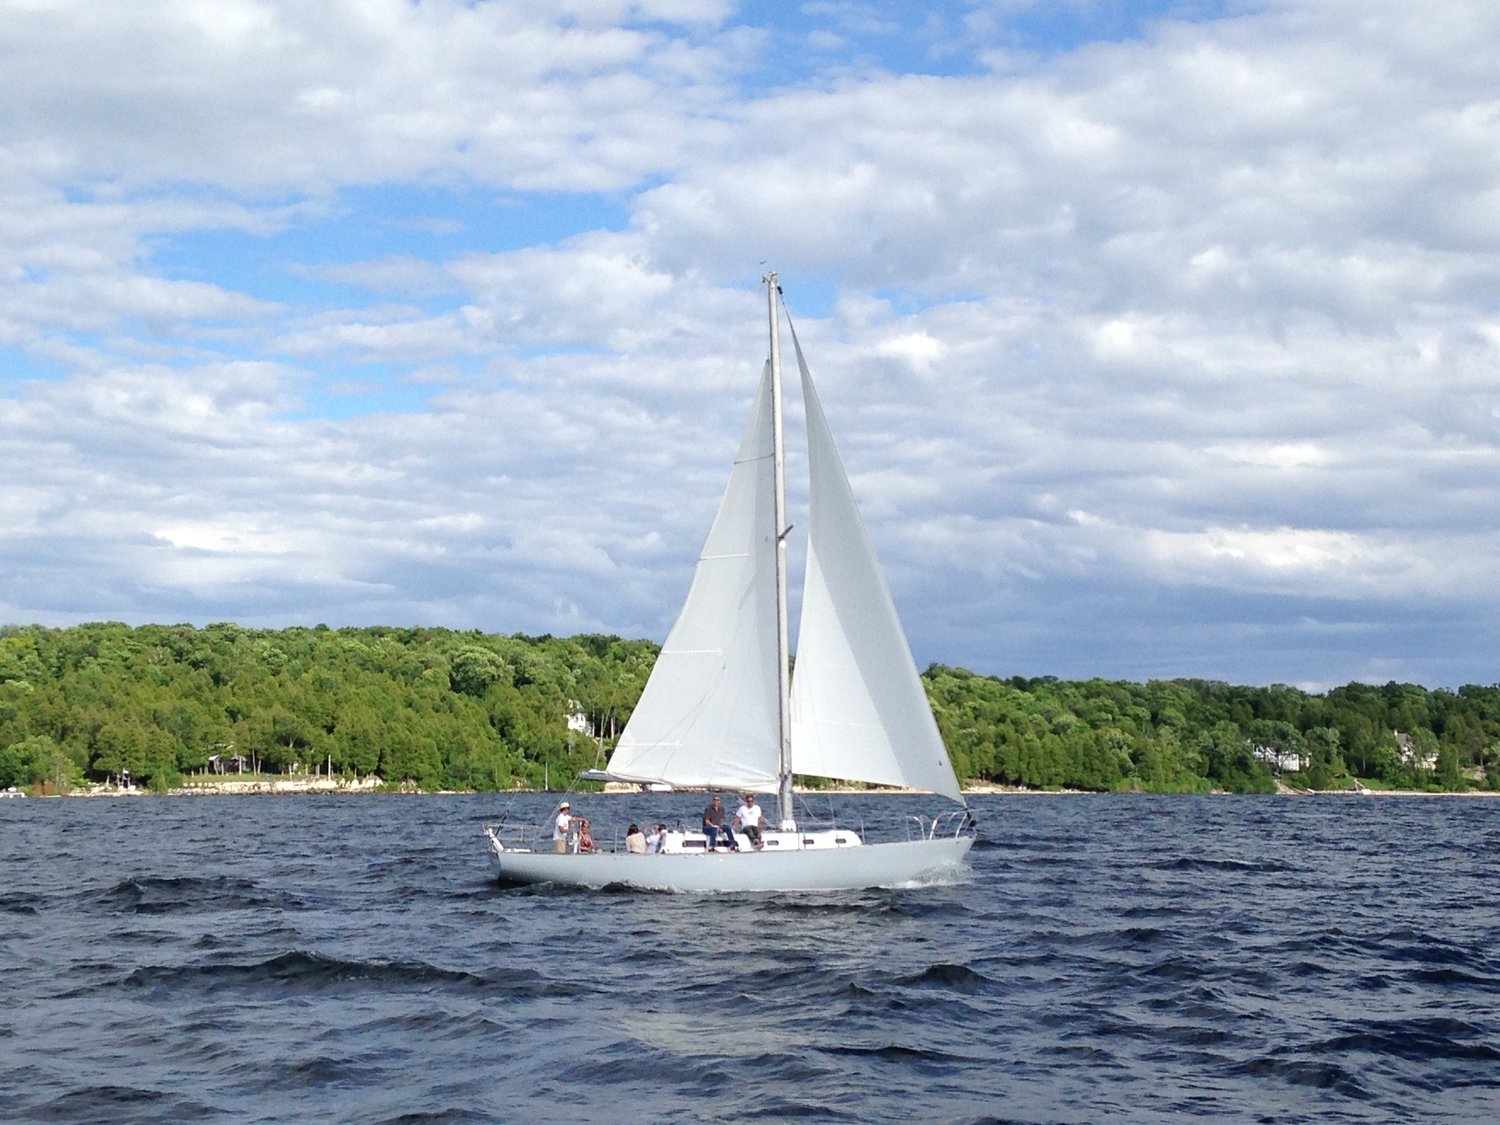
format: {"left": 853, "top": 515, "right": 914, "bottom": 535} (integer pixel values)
{"left": 19, "top": 779, "right": 1500, "bottom": 799}
{"left": 58, "top": 777, "right": 388, "bottom": 798}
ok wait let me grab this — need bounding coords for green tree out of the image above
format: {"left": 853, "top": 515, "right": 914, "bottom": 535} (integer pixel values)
{"left": 449, "top": 646, "right": 512, "bottom": 697}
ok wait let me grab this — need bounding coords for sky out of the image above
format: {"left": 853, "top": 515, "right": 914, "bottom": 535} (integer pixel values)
{"left": 3, "top": 0, "right": 1499, "bottom": 691}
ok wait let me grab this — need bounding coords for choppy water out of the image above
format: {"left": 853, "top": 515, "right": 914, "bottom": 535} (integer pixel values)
{"left": 2, "top": 792, "right": 1498, "bottom": 1123}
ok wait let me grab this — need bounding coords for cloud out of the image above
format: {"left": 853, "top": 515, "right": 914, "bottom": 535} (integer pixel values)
{"left": 3, "top": 0, "right": 1500, "bottom": 687}
{"left": 1, "top": 0, "right": 743, "bottom": 193}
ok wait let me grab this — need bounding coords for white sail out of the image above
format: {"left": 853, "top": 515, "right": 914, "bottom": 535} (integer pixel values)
{"left": 604, "top": 363, "right": 782, "bottom": 792}
{"left": 787, "top": 330, "right": 965, "bottom": 804}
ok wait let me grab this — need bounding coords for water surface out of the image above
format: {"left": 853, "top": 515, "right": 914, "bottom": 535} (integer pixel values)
{"left": 2, "top": 793, "right": 1497, "bottom": 1122}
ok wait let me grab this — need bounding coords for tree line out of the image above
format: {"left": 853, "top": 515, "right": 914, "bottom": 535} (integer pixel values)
{"left": 924, "top": 665, "right": 1496, "bottom": 793}
{"left": 1, "top": 622, "right": 1494, "bottom": 794}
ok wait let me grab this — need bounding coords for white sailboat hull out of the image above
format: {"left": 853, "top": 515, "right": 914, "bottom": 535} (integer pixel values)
{"left": 486, "top": 832, "right": 972, "bottom": 893}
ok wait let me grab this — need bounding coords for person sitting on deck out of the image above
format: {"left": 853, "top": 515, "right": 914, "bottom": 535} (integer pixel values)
{"left": 732, "top": 794, "right": 766, "bottom": 851}
{"left": 701, "top": 794, "right": 737, "bottom": 851}
{"left": 624, "top": 823, "right": 646, "bottom": 854}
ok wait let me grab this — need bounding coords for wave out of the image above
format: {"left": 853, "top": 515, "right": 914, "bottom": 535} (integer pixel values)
{"left": 1155, "top": 856, "right": 1294, "bottom": 873}
{"left": 379, "top": 1111, "right": 492, "bottom": 1124}
{"left": 825, "top": 1042, "right": 955, "bottom": 1064}
{"left": 892, "top": 962, "right": 997, "bottom": 993}
{"left": 0, "top": 891, "right": 43, "bottom": 915}
{"left": 1407, "top": 967, "right": 1500, "bottom": 989}
{"left": 114, "top": 951, "right": 543, "bottom": 998}
{"left": 1311, "top": 1017, "right": 1500, "bottom": 1063}
{"left": 24, "top": 1085, "right": 221, "bottom": 1124}
{"left": 81, "top": 875, "right": 301, "bottom": 915}
{"left": 1221, "top": 1055, "right": 1373, "bottom": 1099}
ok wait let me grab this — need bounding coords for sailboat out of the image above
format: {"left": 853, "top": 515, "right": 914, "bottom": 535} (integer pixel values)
{"left": 484, "top": 275, "right": 973, "bottom": 891}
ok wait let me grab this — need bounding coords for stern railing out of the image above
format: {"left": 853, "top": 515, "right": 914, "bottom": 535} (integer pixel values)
{"left": 905, "top": 809, "right": 976, "bottom": 842}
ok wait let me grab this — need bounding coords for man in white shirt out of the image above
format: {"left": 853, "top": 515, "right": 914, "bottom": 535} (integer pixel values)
{"left": 645, "top": 823, "right": 667, "bottom": 853}
{"left": 552, "top": 802, "right": 576, "bottom": 853}
{"left": 732, "top": 794, "right": 766, "bottom": 850}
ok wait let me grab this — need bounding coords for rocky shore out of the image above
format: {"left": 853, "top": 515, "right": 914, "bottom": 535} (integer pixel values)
{"left": 64, "top": 776, "right": 387, "bottom": 797}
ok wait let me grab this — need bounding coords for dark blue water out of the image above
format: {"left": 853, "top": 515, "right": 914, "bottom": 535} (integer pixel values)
{"left": 3, "top": 793, "right": 1498, "bottom": 1123}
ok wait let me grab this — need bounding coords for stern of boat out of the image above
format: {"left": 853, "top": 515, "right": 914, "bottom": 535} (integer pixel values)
{"left": 907, "top": 808, "right": 976, "bottom": 843}
{"left": 484, "top": 822, "right": 522, "bottom": 858}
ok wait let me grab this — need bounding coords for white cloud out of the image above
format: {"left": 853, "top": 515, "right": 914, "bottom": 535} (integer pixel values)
{"left": 4, "top": 1, "right": 1500, "bottom": 686}
{"left": 0, "top": 0, "right": 741, "bottom": 193}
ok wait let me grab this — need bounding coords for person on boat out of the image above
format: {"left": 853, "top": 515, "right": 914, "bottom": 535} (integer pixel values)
{"left": 577, "top": 817, "right": 598, "bottom": 854}
{"left": 732, "top": 794, "right": 766, "bottom": 850}
{"left": 553, "top": 802, "right": 577, "bottom": 853}
{"left": 624, "top": 824, "right": 646, "bottom": 854}
{"left": 645, "top": 823, "right": 667, "bottom": 853}
{"left": 701, "top": 794, "right": 737, "bottom": 851}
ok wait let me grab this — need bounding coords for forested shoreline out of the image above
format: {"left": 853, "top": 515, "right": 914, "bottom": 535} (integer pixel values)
{"left": 2, "top": 622, "right": 1495, "bottom": 795}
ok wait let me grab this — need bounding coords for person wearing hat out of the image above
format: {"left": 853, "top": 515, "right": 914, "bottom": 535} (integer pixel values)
{"left": 553, "top": 801, "right": 577, "bottom": 853}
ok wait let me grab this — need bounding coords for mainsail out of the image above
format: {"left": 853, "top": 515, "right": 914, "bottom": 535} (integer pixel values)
{"left": 786, "top": 328, "right": 965, "bottom": 803}
{"left": 603, "top": 364, "right": 782, "bottom": 792}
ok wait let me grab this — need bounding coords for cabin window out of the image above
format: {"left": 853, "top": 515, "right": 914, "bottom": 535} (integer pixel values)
{"left": 803, "top": 839, "right": 816, "bottom": 846}
{"left": 683, "top": 839, "right": 706, "bottom": 850}
{"left": 765, "top": 838, "right": 780, "bottom": 847}
{"left": 835, "top": 837, "right": 849, "bottom": 845}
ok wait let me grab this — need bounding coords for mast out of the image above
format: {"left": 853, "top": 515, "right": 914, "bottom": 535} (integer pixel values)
{"left": 766, "top": 273, "right": 796, "bottom": 830}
